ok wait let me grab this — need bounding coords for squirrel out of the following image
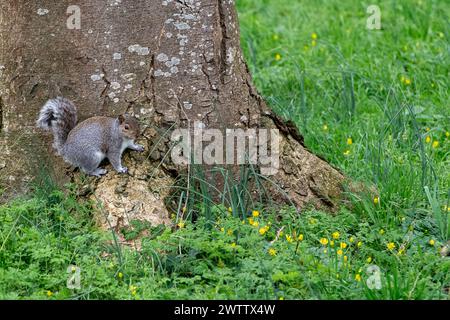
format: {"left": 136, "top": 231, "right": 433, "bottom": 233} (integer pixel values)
{"left": 37, "top": 97, "right": 144, "bottom": 177}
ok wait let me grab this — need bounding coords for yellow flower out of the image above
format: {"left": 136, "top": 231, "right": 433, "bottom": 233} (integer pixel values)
{"left": 311, "top": 32, "right": 318, "bottom": 40}
{"left": 298, "top": 234, "right": 304, "bottom": 241}
{"left": 248, "top": 217, "right": 254, "bottom": 225}
{"left": 118, "top": 272, "right": 123, "bottom": 279}
{"left": 343, "top": 255, "right": 348, "bottom": 263}
{"left": 227, "top": 229, "right": 233, "bottom": 236}
{"left": 278, "top": 296, "right": 284, "bottom": 300}
{"left": 432, "top": 140, "right": 439, "bottom": 148}
{"left": 320, "top": 238, "right": 329, "bottom": 246}
{"left": 340, "top": 242, "right": 347, "bottom": 249}
{"left": 366, "top": 256, "right": 372, "bottom": 263}
{"left": 231, "top": 242, "right": 236, "bottom": 248}
{"left": 286, "top": 235, "right": 293, "bottom": 243}
{"left": 379, "top": 229, "right": 385, "bottom": 235}
{"left": 259, "top": 226, "right": 269, "bottom": 235}
{"left": 252, "top": 210, "right": 260, "bottom": 217}
{"left": 347, "top": 137, "right": 353, "bottom": 145}
{"left": 343, "top": 150, "right": 351, "bottom": 156}
{"left": 177, "top": 220, "right": 185, "bottom": 228}
{"left": 330, "top": 240, "right": 335, "bottom": 247}
{"left": 373, "top": 196, "right": 380, "bottom": 205}
{"left": 228, "top": 207, "right": 232, "bottom": 213}
{"left": 446, "top": 131, "right": 449, "bottom": 138}
{"left": 332, "top": 232, "right": 340, "bottom": 240}
{"left": 252, "top": 221, "right": 259, "bottom": 227}
{"left": 397, "top": 248, "right": 405, "bottom": 256}
{"left": 429, "top": 239, "right": 435, "bottom": 246}
{"left": 129, "top": 285, "right": 137, "bottom": 296}
{"left": 337, "top": 249, "right": 343, "bottom": 256}
{"left": 349, "top": 236, "right": 354, "bottom": 243}
{"left": 355, "top": 274, "right": 362, "bottom": 282}
{"left": 311, "top": 40, "right": 317, "bottom": 47}
{"left": 268, "top": 248, "right": 277, "bottom": 256}
{"left": 220, "top": 227, "right": 225, "bottom": 232}
{"left": 275, "top": 53, "right": 282, "bottom": 61}
{"left": 404, "top": 78, "right": 411, "bottom": 85}
{"left": 357, "top": 241, "right": 363, "bottom": 248}
{"left": 272, "top": 34, "right": 279, "bottom": 41}
{"left": 46, "top": 290, "right": 53, "bottom": 297}
{"left": 323, "top": 124, "right": 328, "bottom": 131}
{"left": 387, "top": 242, "right": 396, "bottom": 251}
{"left": 425, "top": 135, "right": 431, "bottom": 143}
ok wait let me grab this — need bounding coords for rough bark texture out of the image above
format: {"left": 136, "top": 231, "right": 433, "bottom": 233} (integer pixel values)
{"left": 0, "top": 0, "right": 345, "bottom": 233}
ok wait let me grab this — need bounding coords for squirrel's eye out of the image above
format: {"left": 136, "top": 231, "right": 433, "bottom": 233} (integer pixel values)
{"left": 124, "top": 125, "right": 130, "bottom": 130}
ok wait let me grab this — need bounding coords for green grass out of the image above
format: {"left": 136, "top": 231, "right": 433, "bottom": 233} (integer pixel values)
{"left": 0, "top": 0, "right": 449, "bottom": 299}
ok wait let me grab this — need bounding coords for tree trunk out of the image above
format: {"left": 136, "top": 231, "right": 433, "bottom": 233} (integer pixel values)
{"left": 0, "top": 0, "right": 345, "bottom": 231}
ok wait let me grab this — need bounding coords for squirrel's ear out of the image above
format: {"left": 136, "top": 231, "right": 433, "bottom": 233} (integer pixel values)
{"left": 118, "top": 115, "right": 125, "bottom": 124}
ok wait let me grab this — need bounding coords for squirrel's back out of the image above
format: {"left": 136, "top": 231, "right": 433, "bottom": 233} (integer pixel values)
{"left": 37, "top": 97, "right": 78, "bottom": 153}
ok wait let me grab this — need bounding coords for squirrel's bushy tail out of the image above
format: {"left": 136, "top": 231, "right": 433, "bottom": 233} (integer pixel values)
{"left": 37, "top": 97, "right": 77, "bottom": 153}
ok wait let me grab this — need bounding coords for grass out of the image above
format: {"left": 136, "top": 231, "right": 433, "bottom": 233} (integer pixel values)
{"left": 0, "top": 0, "right": 449, "bottom": 299}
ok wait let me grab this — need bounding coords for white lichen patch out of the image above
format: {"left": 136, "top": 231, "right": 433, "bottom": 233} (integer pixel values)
{"left": 37, "top": 8, "right": 49, "bottom": 16}
{"left": 226, "top": 47, "right": 235, "bottom": 64}
{"left": 165, "top": 57, "right": 180, "bottom": 67}
{"left": 183, "top": 101, "right": 193, "bottom": 110}
{"left": 90, "top": 74, "right": 103, "bottom": 81}
{"left": 113, "top": 52, "right": 122, "bottom": 60}
{"left": 128, "top": 44, "right": 150, "bottom": 56}
{"left": 157, "top": 53, "right": 169, "bottom": 62}
{"left": 121, "top": 73, "right": 137, "bottom": 82}
{"left": 174, "top": 22, "right": 190, "bottom": 30}
{"left": 108, "top": 92, "right": 116, "bottom": 99}
{"left": 110, "top": 82, "right": 121, "bottom": 90}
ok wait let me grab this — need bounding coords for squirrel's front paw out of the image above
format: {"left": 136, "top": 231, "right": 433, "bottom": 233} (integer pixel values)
{"left": 118, "top": 166, "right": 128, "bottom": 174}
{"left": 134, "top": 144, "right": 145, "bottom": 152}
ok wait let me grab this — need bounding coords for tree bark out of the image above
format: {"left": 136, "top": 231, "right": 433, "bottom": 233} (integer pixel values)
{"left": 0, "top": 0, "right": 345, "bottom": 230}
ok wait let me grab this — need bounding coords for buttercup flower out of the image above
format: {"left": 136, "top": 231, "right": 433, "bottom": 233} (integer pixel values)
{"left": 332, "top": 232, "right": 340, "bottom": 239}
{"left": 429, "top": 239, "right": 435, "bottom": 246}
{"left": 337, "top": 249, "right": 343, "bottom": 256}
{"left": 432, "top": 141, "right": 439, "bottom": 148}
{"left": 252, "top": 210, "right": 260, "bottom": 217}
{"left": 298, "top": 234, "right": 304, "bottom": 241}
{"left": 320, "top": 238, "right": 329, "bottom": 246}
{"left": 373, "top": 196, "right": 380, "bottom": 205}
{"left": 275, "top": 53, "right": 282, "bottom": 61}
{"left": 387, "top": 242, "right": 396, "bottom": 251}
{"left": 347, "top": 137, "right": 353, "bottom": 145}
{"left": 355, "top": 274, "right": 362, "bottom": 282}
{"left": 268, "top": 248, "right": 277, "bottom": 256}
{"left": 340, "top": 242, "right": 347, "bottom": 249}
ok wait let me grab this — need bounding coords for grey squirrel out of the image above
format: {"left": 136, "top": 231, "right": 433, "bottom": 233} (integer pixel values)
{"left": 37, "top": 97, "right": 144, "bottom": 176}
